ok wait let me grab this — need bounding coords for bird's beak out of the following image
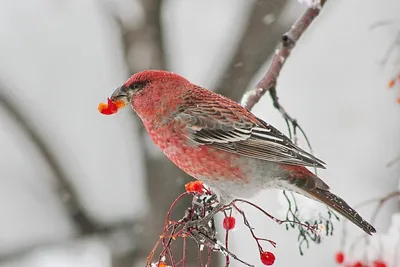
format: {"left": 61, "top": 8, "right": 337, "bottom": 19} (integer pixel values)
{"left": 110, "top": 86, "right": 130, "bottom": 105}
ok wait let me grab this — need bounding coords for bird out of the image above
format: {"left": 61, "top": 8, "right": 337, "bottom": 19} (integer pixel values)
{"left": 109, "top": 69, "right": 376, "bottom": 235}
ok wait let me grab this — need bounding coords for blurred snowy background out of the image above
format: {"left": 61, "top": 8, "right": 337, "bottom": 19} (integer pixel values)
{"left": 0, "top": 0, "right": 399, "bottom": 266}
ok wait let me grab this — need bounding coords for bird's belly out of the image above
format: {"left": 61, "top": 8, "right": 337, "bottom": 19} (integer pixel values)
{"left": 159, "top": 135, "right": 245, "bottom": 182}
{"left": 147, "top": 124, "right": 286, "bottom": 201}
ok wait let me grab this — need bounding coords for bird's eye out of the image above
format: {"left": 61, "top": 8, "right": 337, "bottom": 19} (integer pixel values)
{"left": 129, "top": 81, "right": 149, "bottom": 91}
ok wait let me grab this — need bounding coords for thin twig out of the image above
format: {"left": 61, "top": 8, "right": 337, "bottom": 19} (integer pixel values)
{"left": 379, "top": 31, "right": 400, "bottom": 66}
{"left": 223, "top": 210, "right": 231, "bottom": 267}
{"left": 231, "top": 198, "right": 318, "bottom": 232}
{"left": 387, "top": 154, "right": 400, "bottom": 167}
{"left": 191, "top": 229, "right": 255, "bottom": 267}
{"left": 232, "top": 203, "right": 277, "bottom": 252}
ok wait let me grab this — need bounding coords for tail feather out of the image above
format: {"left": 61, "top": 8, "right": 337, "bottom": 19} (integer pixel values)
{"left": 308, "top": 189, "right": 376, "bottom": 235}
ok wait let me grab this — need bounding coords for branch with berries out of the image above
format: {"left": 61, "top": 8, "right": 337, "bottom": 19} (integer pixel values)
{"left": 145, "top": 181, "right": 320, "bottom": 267}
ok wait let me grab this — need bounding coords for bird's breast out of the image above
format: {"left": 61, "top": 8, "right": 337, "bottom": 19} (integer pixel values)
{"left": 145, "top": 121, "right": 247, "bottom": 182}
{"left": 143, "top": 121, "right": 288, "bottom": 201}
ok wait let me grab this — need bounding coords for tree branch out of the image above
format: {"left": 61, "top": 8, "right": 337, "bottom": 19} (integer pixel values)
{"left": 215, "top": 0, "right": 288, "bottom": 101}
{"left": 0, "top": 85, "right": 98, "bottom": 234}
{"left": 0, "top": 222, "right": 138, "bottom": 264}
{"left": 117, "top": 0, "right": 166, "bottom": 73}
{"left": 241, "top": 0, "right": 329, "bottom": 111}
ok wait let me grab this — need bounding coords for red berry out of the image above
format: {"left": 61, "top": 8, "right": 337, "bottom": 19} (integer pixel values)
{"left": 184, "top": 181, "right": 203, "bottom": 194}
{"left": 223, "top": 216, "right": 236, "bottom": 230}
{"left": 389, "top": 79, "right": 396, "bottom": 88}
{"left": 98, "top": 98, "right": 125, "bottom": 115}
{"left": 353, "top": 261, "right": 363, "bottom": 267}
{"left": 335, "top": 251, "right": 345, "bottom": 264}
{"left": 260, "top": 251, "right": 275, "bottom": 266}
{"left": 373, "top": 260, "right": 386, "bottom": 267}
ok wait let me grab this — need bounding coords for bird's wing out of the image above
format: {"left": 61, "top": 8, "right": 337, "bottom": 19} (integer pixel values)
{"left": 176, "top": 101, "right": 326, "bottom": 169}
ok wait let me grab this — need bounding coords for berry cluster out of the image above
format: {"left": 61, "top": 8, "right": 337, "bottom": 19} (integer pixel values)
{"left": 334, "top": 251, "right": 387, "bottom": 267}
{"left": 98, "top": 98, "right": 126, "bottom": 115}
{"left": 185, "top": 181, "right": 277, "bottom": 266}
{"left": 184, "top": 181, "right": 204, "bottom": 194}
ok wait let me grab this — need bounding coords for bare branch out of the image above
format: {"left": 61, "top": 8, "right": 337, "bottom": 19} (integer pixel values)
{"left": 215, "top": 0, "right": 288, "bottom": 101}
{"left": 0, "top": 222, "right": 138, "bottom": 264}
{"left": 387, "top": 154, "right": 400, "bottom": 167}
{"left": 0, "top": 84, "right": 98, "bottom": 234}
{"left": 116, "top": 0, "right": 166, "bottom": 73}
{"left": 241, "top": 0, "right": 329, "bottom": 111}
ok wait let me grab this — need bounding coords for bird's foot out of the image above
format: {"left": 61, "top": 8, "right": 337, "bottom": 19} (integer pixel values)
{"left": 183, "top": 202, "right": 223, "bottom": 233}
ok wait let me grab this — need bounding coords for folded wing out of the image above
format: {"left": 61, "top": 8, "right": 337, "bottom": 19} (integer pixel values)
{"left": 176, "top": 101, "right": 325, "bottom": 169}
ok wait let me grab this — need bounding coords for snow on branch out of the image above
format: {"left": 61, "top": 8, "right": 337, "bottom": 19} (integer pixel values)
{"left": 297, "top": 0, "right": 323, "bottom": 8}
{"left": 241, "top": 0, "right": 328, "bottom": 111}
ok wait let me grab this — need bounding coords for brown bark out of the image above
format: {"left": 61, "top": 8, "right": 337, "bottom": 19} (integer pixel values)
{"left": 215, "top": 0, "right": 288, "bottom": 101}
{"left": 242, "top": 0, "right": 329, "bottom": 111}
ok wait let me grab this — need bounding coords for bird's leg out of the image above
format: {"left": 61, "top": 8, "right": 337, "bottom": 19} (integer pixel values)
{"left": 184, "top": 201, "right": 224, "bottom": 232}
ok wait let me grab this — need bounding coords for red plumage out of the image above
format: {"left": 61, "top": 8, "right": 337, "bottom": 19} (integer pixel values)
{"left": 109, "top": 70, "right": 376, "bottom": 235}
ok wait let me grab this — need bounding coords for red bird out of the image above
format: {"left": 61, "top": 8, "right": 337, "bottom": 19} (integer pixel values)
{"left": 110, "top": 70, "right": 376, "bottom": 235}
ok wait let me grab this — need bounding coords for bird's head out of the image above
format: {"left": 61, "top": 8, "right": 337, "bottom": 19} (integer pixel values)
{"left": 110, "top": 70, "right": 190, "bottom": 122}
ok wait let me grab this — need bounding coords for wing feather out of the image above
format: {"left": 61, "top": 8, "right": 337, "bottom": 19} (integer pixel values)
{"left": 175, "top": 97, "right": 326, "bottom": 169}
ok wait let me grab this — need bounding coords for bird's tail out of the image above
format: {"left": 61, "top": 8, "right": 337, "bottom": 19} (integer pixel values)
{"left": 307, "top": 188, "right": 376, "bottom": 235}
